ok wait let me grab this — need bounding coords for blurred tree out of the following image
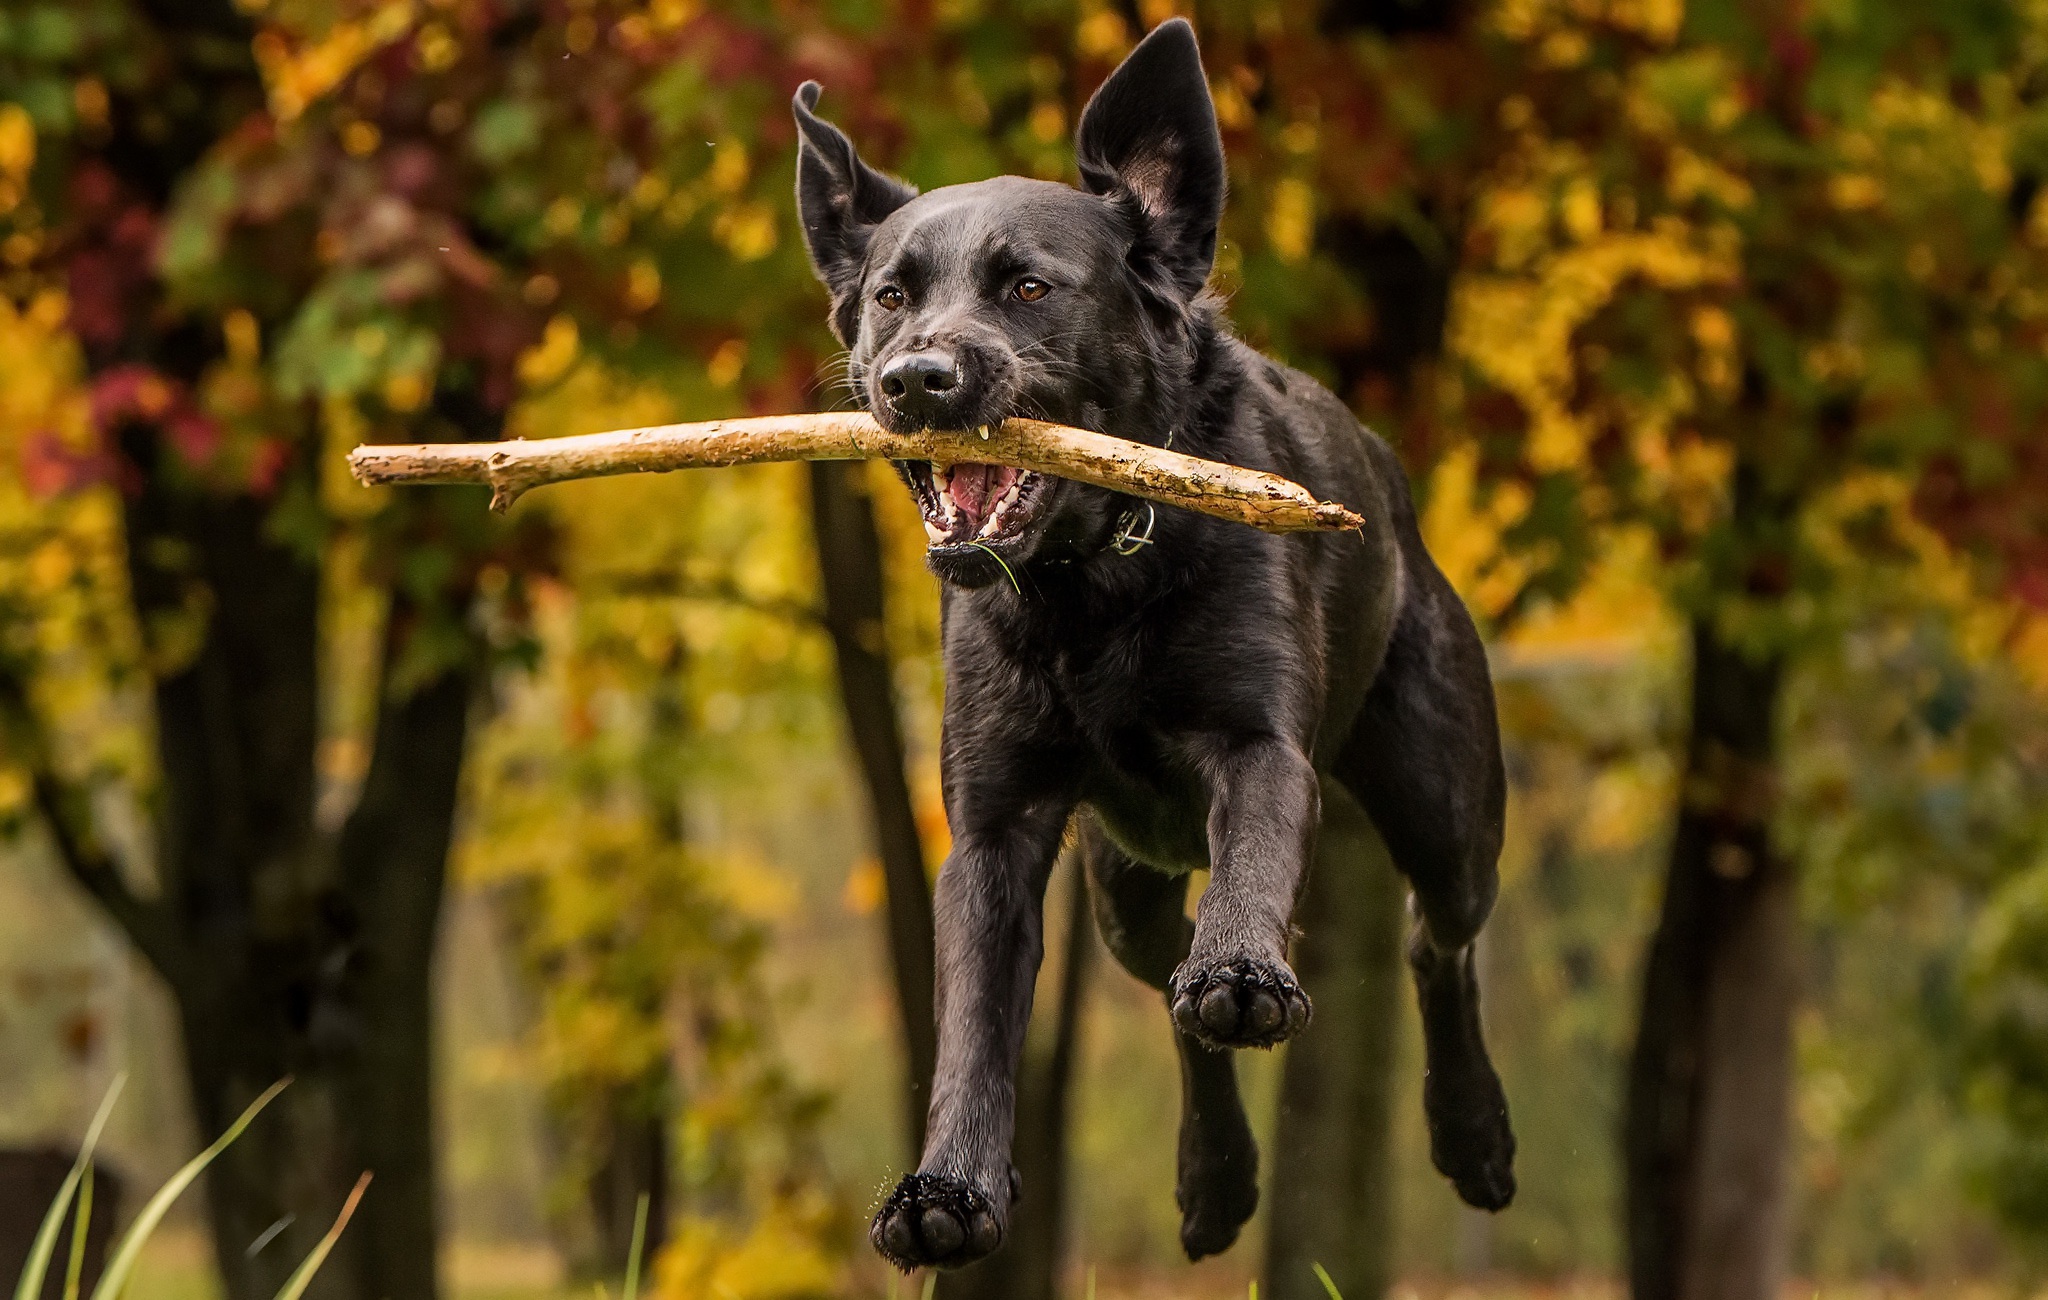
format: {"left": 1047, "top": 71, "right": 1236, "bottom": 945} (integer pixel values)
{"left": 0, "top": 2, "right": 523, "bottom": 1295}
{"left": 1263, "top": 785, "right": 1407, "bottom": 1300}
{"left": 18, "top": 2, "right": 2048, "bottom": 1298}
{"left": 455, "top": 442, "right": 849, "bottom": 1288}
{"left": 1191, "top": 2, "right": 1494, "bottom": 1293}
{"left": 1775, "top": 481, "right": 2048, "bottom": 1275}
{"left": 1414, "top": 0, "right": 2048, "bottom": 1293}
{"left": 808, "top": 458, "right": 938, "bottom": 1156}
{"left": 0, "top": 0, "right": 986, "bottom": 1289}
{"left": 940, "top": 850, "right": 1094, "bottom": 1300}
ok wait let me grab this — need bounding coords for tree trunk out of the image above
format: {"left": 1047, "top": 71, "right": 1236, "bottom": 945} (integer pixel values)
{"left": 583, "top": 1103, "right": 669, "bottom": 1278}
{"left": 123, "top": 475, "right": 331, "bottom": 1300}
{"left": 328, "top": 642, "right": 476, "bottom": 1300}
{"left": 1265, "top": 783, "right": 1407, "bottom": 1300}
{"left": 1624, "top": 610, "right": 1794, "bottom": 1300}
{"left": 580, "top": 642, "right": 686, "bottom": 1277}
{"left": 940, "top": 848, "right": 1094, "bottom": 1300}
{"left": 31, "top": 4, "right": 475, "bottom": 1295}
{"left": 1260, "top": 8, "right": 1466, "bottom": 1286}
{"left": 155, "top": 577, "right": 474, "bottom": 1300}
{"left": 807, "top": 460, "right": 939, "bottom": 1156}
{"left": 31, "top": 444, "right": 481, "bottom": 1300}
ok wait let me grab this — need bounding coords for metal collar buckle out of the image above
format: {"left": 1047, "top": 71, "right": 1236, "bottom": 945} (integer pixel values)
{"left": 1109, "top": 503, "right": 1156, "bottom": 556}
{"left": 1105, "top": 427, "right": 1172, "bottom": 558}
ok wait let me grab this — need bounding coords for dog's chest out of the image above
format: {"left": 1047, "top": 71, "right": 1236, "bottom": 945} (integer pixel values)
{"left": 1043, "top": 631, "right": 1215, "bottom": 873}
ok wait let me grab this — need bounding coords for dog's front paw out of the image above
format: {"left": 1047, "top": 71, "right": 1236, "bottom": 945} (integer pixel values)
{"left": 870, "top": 1172, "right": 1005, "bottom": 1271}
{"left": 1170, "top": 954, "right": 1311, "bottom": 1049}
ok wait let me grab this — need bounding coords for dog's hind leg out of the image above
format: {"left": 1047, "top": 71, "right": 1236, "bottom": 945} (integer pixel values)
{"left": 1080, "top": 817, "right": 1260, "bottom": 1261}
{"left": 1334, "top": 556, "right": 1516, "bottom": 1212}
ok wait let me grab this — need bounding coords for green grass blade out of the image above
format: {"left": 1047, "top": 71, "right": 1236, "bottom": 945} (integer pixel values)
{"left": 90, "top": 1077, "right": 290, "bottom": 1300}
{"left": 270, "top": 1171, "right": 370, "bottom": 1300}
{"left": 1311, "top": 1262, "right": 1344, "bottom": 1300}
{"left": 967, "top": 542, "right": 1022, "bottom": 595}
{"left": 14, "top": 1074, "right": 124, "bottom": 1300}
{"left": 621, "top": 1191, "right": 649, "bottom": 1300}
{"left": 61, "top": 1165, "right": 93, "bottom": 1300}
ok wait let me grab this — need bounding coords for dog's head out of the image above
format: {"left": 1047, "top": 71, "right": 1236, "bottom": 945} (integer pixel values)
{"left": 793, "top": 19, "right": 1224, "bottom": 587}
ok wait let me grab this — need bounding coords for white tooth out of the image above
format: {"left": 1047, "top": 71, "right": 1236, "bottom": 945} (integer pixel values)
{"left": 924, "top": 519, "right": 947, "bottom": 543}
{"left": 977, "top": 424, "right": 990, "bottom": 440}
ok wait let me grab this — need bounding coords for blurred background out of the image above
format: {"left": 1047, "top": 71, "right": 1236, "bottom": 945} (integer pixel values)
{"left": 3, "top": 0, "right": 2048, "bottom": 1297}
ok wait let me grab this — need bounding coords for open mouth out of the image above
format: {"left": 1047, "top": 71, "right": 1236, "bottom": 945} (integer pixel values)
{"left": 907, "top": 461, "right": 1053, "bottom": 547}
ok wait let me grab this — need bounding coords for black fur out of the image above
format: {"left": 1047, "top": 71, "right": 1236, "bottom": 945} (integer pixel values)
{"left": 794, "top": 18, "right": 1515, "bottom": 1272}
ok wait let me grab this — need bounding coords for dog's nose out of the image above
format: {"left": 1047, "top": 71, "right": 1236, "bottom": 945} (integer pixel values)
{"left": 879, "top": 351, "right": 961, "bottom": 422}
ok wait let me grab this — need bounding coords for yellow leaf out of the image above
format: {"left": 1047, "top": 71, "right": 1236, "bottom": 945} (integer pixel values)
{"left": 0, "top": 105, "right": 34, "bottom": 178}
{"left": 1076, "top": 10, "right": 1129, "bottom": 58}
{"left": 842, "top": 856, "right": 884, "bottom": 916}
{"left": 518, "top": 315, "right": 580, "bottom": 389}
{"left": 1265, "top": 178, "right": 1315, "bottom": 264}
{"left": 625, "top": 258, "right": 662, "bottom": 312}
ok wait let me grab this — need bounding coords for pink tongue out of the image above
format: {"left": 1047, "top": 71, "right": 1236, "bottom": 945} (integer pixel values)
{"left": 949, "top": 463, "right": 997, "bottom": 516}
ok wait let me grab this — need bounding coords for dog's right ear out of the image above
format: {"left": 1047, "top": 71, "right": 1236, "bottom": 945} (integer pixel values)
{"left": 793, "top": 82, "right": 918, "bottom": 343}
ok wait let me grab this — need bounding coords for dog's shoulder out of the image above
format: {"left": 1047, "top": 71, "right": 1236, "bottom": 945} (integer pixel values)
{"left": 1207, "top": 333, "right": 1400, "bottom": 511}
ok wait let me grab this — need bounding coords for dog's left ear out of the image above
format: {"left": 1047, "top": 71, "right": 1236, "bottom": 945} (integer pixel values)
{"left": 1075, "top": 18, "right": 1225, "bottom": 300}
{"left": 793, "top": 82, "right": 919, "bottom": 342}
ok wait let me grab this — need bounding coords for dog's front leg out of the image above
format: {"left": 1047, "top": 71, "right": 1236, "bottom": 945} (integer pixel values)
{"left": 870, "top": 794, "right": 1070, "bottom": 1271}
{"left": 1170, "top": 736, "right": 1320, "bottom": 1049}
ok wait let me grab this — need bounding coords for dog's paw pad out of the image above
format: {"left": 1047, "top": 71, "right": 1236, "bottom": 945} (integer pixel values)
{"left": 1170, "top": 955, "right": 1311, "bottom": 1049}
{"left": 870, "top": 1172, "right": 1004, "bottom": 1270}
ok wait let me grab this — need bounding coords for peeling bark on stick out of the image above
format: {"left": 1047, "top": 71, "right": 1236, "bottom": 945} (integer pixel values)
{"left": 347, "top": 414, "right": 1366, "bottom": 535}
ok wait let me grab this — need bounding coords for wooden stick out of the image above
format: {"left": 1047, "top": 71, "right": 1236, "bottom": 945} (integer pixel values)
{"left": 346, "top": 412, "right": 1365, "bottom": 534}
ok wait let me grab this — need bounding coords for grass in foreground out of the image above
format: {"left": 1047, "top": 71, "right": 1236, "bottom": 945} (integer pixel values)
{"left": 13, "top": 1078, "right": 368, "bottom": 1300}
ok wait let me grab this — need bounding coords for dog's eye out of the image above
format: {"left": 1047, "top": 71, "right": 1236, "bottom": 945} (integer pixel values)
{"left": 875, "top": 285, "right": 906, "bottom": 311}
{"left": 1014, "top": 277, "right": 1051, "bottom": 303}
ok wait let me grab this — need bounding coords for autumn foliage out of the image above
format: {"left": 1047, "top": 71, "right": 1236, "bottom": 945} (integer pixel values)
{"left": 6, "top": 0, "right": 2048, "bottom": 1295}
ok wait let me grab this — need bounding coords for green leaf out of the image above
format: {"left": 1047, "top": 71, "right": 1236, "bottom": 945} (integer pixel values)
{"left": 968, "top": 541, "right": 1020, "bottom": 595}
{"left": 271, "top": 1172, "right": 371, "bottom": 1300}
{"left": 18, "top": 7, "right": 81, "bottom": 60}
{"left": 61, "top": 1165, "right": 91, "bottom": 1300}
{"left": 471, "top": 100, "right": 541, "bottom": 166}
{"left": 89, "top": 1078, "right": 290, "bottom": 1300}
{"left": 13, "top": 1075, "right": 123, "bottom": 1300}
{"left": 621, "top": 1191, "right": 649, "bottom": 1300}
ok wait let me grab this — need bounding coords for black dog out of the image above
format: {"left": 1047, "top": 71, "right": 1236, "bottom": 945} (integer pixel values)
{"left": 794, "top": 18, "right": 1514, "bottom": 1271}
